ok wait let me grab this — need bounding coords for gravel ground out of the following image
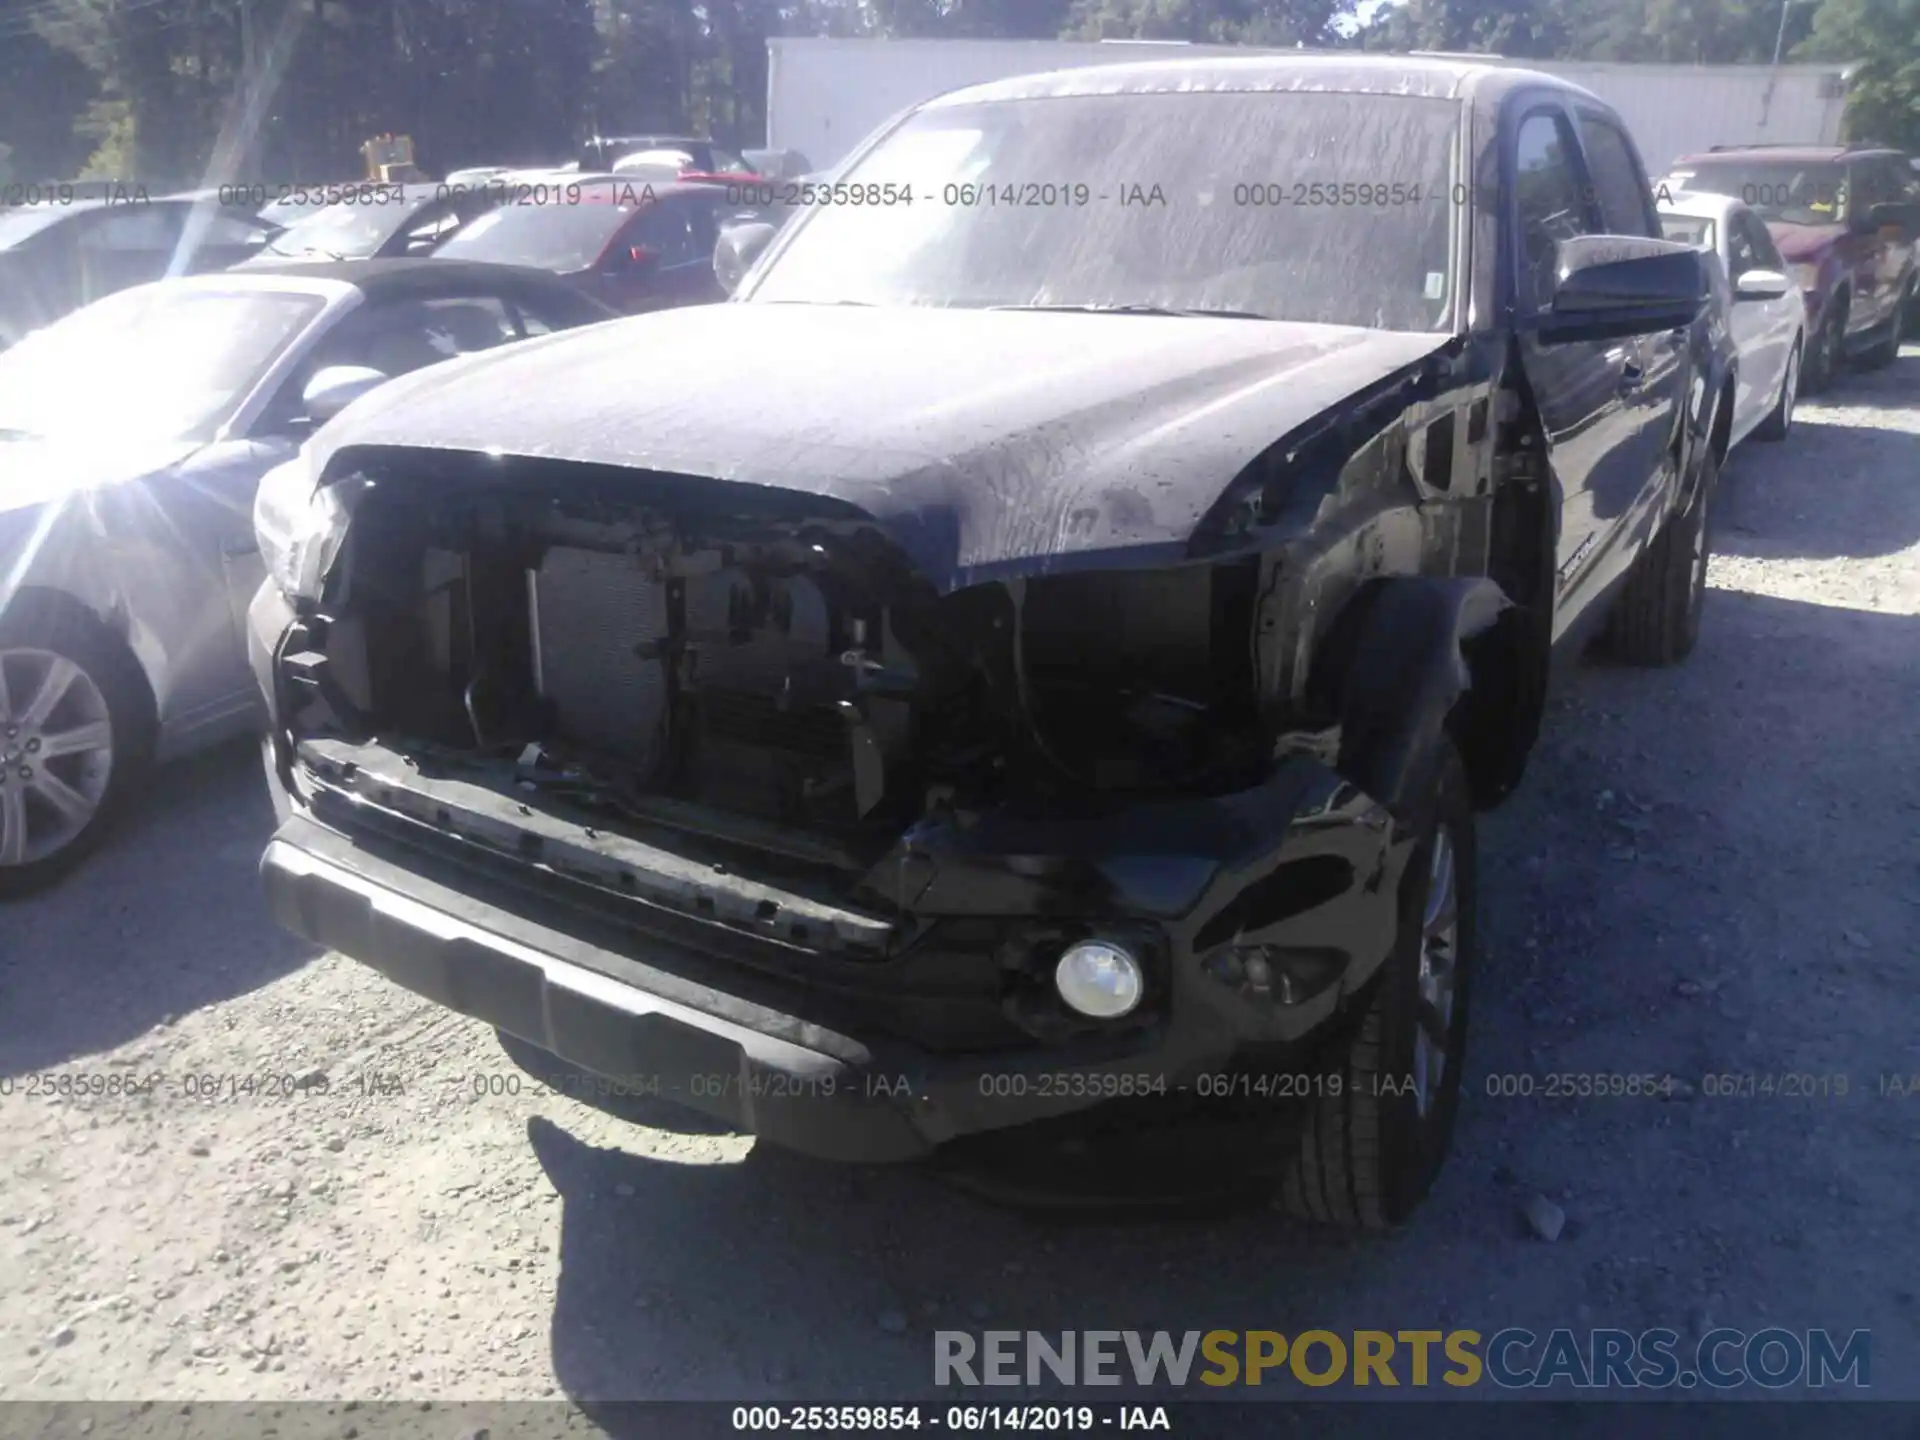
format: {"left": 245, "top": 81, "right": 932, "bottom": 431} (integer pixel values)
{"left": 2, "top": 349, "right": 1917, "bottom": 1420}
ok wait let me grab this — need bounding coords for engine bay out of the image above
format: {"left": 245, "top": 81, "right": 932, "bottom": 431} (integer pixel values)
{"left": 292, "top": 463, "right": 1274, "bottom": 860}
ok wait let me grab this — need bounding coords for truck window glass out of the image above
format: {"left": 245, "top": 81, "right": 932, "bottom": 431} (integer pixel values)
{"left": 1514, "top": 110, "right": 1594, "bottom": 312}
{"left": 748, "top": 91, "right": 1462, "bottom": 332}
{"left": 1577, "top": 113, "right": 1657, "bottom": 237}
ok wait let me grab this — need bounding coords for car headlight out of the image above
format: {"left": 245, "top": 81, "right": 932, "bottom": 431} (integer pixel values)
{"left": 253, "top": 456, "right": 356, "bottom": 604}
{"left": 1792, "top": 263, "right": 1823, "bottom": 293}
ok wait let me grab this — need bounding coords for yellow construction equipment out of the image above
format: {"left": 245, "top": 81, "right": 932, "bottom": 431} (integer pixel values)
{"left": 360, "top": 134, "right": 426, "bottom": 183}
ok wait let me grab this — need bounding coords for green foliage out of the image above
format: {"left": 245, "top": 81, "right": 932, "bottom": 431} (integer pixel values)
{"left": 1063, "top": 0, "right": 1356, "bottom": 45}
{"left": 1797, "top": 0, "right": 1920, "bottom": 149}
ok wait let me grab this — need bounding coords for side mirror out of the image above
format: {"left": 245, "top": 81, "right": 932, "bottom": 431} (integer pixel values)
{"left": 1533, "top": 234, "right": 1706, "bottom": 344}
{"left": 1733, "top": 267, "right": 1791, "bottom": 302}
{"left": 713, "top": 221, "right": 777, "bottom": 296}
{"left": 302, "top": 365, "right": 389, "bottom": 425}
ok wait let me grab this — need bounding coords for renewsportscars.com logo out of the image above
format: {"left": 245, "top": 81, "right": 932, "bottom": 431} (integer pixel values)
{"left": 934, "top": 1328, "right": 1871, "bottom": 1391}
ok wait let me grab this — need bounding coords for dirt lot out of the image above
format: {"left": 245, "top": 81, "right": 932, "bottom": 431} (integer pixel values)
{"left": 2, "top": 350, "right": 1917, "bottom": 1419}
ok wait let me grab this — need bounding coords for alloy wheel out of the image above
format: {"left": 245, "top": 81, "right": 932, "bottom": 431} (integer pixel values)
{"left": 0, "top": 648, "right": 115, "bottom": 867}
{"left": 1411, "top": 828, "right": 1459, "bottom": 1119}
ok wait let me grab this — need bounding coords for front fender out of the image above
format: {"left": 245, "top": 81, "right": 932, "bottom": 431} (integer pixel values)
{"left": 1311, "top": 575, "right": 1514, "bottom": 815}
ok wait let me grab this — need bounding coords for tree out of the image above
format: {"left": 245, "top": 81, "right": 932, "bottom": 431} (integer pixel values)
{"left": 1797, "top": 0, "right": 1920, "bottom": 149}
{"left": 0, "top": 16, "right": 99, "bottom": 181}
{"left": 1064, "top": 0, "right": 1358, "bottom": 45}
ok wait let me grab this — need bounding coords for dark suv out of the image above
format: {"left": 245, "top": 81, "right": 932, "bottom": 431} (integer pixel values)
{"left": 250, "top": 57, "right": 1725, "bottom": 1229}
{"left": 1667, "top": 143, "right": 1920, "bottom": 391}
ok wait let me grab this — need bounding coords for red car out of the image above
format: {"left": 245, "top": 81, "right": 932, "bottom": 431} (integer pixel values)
{"left": 430, "top": 179, "right": 733, "bottom": 314}
{"left": 1666, "top": 143, "right": 1920, "bottom": 391}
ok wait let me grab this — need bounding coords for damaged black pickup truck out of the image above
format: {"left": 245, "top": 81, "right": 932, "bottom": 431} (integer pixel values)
{"left": 249, "top": 56, "right": 1728, "bottom": 1228}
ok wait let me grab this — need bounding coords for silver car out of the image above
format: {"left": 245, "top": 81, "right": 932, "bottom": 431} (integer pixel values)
{"left": 0, "top": 259, "right": 614, "bottom": 890}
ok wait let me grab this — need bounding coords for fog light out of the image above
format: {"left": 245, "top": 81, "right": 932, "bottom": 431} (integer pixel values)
{"left": 1054, "top": 940, "right": 1144, "bottom": 1020}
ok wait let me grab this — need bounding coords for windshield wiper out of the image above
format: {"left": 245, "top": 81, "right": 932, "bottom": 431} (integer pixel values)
{"left": 988, "top": 303, "right": 1274, "bottom": 320}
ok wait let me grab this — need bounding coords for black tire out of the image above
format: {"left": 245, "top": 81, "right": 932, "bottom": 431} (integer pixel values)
{"left": 1857, "top": 286, "right": 1909, "bottom": 370}
{"left": 1276, "top": 739, "right": 1475, "bottom": 1230}
{"left": 1802, "top": 296, "right": 1846, "bottom": 395}
{"left": 1754, "top": 339, "right": 1800, "bottom": 442}
{"left": 1604, "top": 445, "right": 1717, "bottom": 667}
{"left": 0, "top": 598, "right": 154, "bottom": 897}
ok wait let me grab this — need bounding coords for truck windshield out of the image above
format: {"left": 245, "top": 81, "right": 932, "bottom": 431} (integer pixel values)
{"left": 1667, "top": 161, "right": 1847, "bottom": 226}
{"left": 746, "top": 90, "right": 1463, "bottom": 332}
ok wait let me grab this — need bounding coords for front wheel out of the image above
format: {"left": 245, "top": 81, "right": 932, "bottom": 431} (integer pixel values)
{"left": 1604, "top": 444, "right": 1717, "bottom": 667}
{"left": 1858, "top": 285, "right": 1910, "bottom": 370}
{"left": 0, "top": 603, "right": 152, "bottom": 896}
{"left": 1276, "top": 740, "right": 1476, "bottom": 1229}
{"left": 1802, "top": 299, "right": 1846, "bottom": 394}
{"left": 1754, "top": 339, "right": 1800, "bottom": 442}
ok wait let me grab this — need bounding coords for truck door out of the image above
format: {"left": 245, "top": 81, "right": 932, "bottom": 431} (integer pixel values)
{"left": 1508, "top": 104, "right": 1649, "bottom": 637}
{"left": 1570, "top": 105, "right": 1688, "bottom": 598}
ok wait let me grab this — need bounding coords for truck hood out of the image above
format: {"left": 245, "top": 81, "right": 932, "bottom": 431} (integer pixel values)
{"left": 1765, "top": 222, "right": 1848, "bottom": 264}
{"left": 309, "top": 303, "right": 1454, "bottom": 591}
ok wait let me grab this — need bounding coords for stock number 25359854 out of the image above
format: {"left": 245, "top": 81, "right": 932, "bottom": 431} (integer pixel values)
{"left": 976, "top": 1073, "right": 1167, "bottom": 1099}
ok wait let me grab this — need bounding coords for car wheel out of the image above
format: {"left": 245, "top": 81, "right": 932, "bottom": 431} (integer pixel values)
{"left": 1276, "top": 739, "right": 1475, "bottom": 1230}
{"left": 1803, "top": 298, "right": 1846, "bottom": 394}
{"left": 1754, "top": 339, "right": 1800, "bottom": 442}
{"left": 0, "top": 602, "right": 152, "bottom": 897}
{"left": 1604, "top": 444, "right": 1717, "bottom": 667}
{"left": 1858, "top": 286, "right": 1909, "bottom": 370}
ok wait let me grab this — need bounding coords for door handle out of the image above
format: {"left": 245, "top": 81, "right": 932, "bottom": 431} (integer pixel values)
{"left": 1618, "top": 361, "right": 1646, "bottom": 392}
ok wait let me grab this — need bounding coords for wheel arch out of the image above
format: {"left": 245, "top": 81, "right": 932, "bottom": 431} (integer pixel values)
{"left": 1711, "top": 370, "right": 1736, "bottom": 467}
{"left": 1308, "top": 574, "right": 1526, "bottom": 816}
{"left": 0, "top": 584, "right": 160, "bottom": 750}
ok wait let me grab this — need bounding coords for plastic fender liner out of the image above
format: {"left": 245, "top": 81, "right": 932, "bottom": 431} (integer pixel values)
{"left": 1313, "top": 575, "right": 1512, "bottom": 814}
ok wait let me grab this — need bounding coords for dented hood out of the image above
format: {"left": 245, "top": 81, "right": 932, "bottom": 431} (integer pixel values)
{"left": 311, "top": 303, "right": 1452, "bottom": 591}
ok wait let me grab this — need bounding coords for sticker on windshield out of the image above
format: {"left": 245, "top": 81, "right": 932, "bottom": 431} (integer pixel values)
{"left": 1424, "top": 272, "right": 1446, "bottom": 300}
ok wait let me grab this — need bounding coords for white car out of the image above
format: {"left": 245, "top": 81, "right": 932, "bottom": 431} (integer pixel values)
{"left": 0, "top": 260, "right": 613, "bottom": 888}
{"left": 1658, "top": 189, "right": 1806, "bottom": 447}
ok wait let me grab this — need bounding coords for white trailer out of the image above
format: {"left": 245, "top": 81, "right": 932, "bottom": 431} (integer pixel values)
{"left": 765, "top": 37, "right": 1855, "bottom": 178}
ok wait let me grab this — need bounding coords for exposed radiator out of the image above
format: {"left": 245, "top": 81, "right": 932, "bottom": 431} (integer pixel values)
{"left": 526, "top": 548, "right": 668, "bottom": 758}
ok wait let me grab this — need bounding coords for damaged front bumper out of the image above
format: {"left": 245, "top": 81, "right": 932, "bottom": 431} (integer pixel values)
{"left": 250, "top": 584, "right": 1416, "bottom": 1163}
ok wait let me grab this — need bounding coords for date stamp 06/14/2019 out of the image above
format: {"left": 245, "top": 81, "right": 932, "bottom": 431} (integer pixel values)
{"left": 10, "top": 1065, "right": 1916, "bottom": 1108}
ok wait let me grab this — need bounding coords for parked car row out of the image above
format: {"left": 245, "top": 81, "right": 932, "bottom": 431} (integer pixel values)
{"left": 1, "top": 64, "right": 1911, "bottom": 1232}
{"left": 0, "top": 146, "right": 778, "bottom": 350}
{"left": 1663, "top": 143, "right": 1920, "bottom": 394}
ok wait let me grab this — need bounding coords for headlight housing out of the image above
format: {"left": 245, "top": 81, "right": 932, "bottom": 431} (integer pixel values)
{"left": 253, "top": 455, "right": 356, "bottom": 605}
{"left": 1791, "top": 262, "right": 1822, "bottom": 294}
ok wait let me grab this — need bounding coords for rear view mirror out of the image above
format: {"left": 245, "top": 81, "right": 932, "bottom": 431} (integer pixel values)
{"left": 714, "top": 221, "right": 777, "bottom": 296}
{"left": 302, "top": 364, "right": 389, "bottom": 425}
{"left": 1733, "top": 267, "right": 1791, "bottom": 302}
{"left": 1534, "top": 234, "right": 1706, "bottom": 344}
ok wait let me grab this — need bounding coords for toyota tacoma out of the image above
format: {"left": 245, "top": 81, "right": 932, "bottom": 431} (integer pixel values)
{"left": 249, "top": 56, "right": 1726, "bottom": 1228}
